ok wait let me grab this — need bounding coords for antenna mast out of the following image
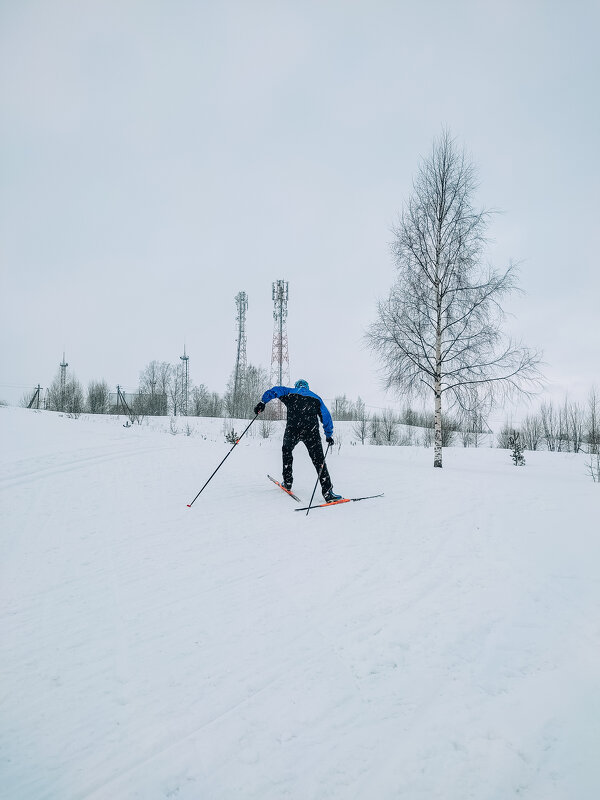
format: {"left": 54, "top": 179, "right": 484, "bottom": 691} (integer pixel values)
{"left": 233, "top": 291, "right": 248, "bottom": 417}
{"left": 270, "top": 280, "right": 289, "bottom": 419}
{"left": 60, "top": 352, "right": 68, "bottom": 412}
{"left": 180, "top": 346, "right": 189, "bottom": 416}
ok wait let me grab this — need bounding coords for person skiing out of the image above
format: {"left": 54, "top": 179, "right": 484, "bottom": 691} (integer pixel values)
{"left": 254, "top": 379, "right": 342, "bottom": 502}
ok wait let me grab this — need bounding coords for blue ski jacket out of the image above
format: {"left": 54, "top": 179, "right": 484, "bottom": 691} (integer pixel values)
{"left": 261, "top": 385, "right": 334, "bottom": 438}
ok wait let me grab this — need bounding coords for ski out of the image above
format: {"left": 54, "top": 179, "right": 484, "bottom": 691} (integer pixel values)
{"left": 294, "top": 493, "right": 384, "bottom": 511}
{"left": 268, "top": 474, "right": 301, "bottom": 502}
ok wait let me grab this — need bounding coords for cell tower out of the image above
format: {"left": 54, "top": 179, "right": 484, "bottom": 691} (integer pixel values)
{"left": 60, "top": 352, "right": 68, "bottom": 412}
{"left": 180, "top": 346, "right": 189, "bottom": 416}
{"left": 270, "top": 280, "right": 289, "bottom": 419}
{"left": 233, "top": 291, "right": 248, "bottom": 416}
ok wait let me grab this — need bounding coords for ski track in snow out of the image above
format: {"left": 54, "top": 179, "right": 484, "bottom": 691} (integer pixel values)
{"left": 0, "top": 444, "right": 174, "bottom": 490}
{"left": 1, "top": 408, "right": 599, "bottom": 799}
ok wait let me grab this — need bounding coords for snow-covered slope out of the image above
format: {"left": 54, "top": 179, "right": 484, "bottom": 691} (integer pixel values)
{"left": 1, "top": 408, "right": 598, "bottom": 799}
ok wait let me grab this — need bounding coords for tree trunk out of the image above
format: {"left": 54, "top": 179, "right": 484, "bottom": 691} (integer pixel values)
{"left": 434, "top": 289, "right": 443, "bottom": 467}
{"left": 434, "top": 385, "right": 443, "bottom": 467}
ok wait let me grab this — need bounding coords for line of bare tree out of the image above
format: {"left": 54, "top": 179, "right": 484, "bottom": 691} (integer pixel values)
{"left": 23, "top": 358, "right": 273, "bottom": 420}
{"left": 21, "top": 363, "right": 598, "bottom": 458}
{"left": 350, "top": 403, "right": 482, "bottom": 447}
{"left": 498, "top": 388, "right": 600, "bottom": 454}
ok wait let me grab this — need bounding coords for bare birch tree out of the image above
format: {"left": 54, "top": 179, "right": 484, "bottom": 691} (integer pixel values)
{"left": 224, "top": 363, "right": 268, "bottom": 418}
{"left": 566, "top": 399, "right": 584, "bottom": 453}
{"left": 379, "top": 408, "right": 399, "bottom": 445}
{"left": 367, "top": 131, "right": 542, "bottom": 467}
{"left": 521, "top": 413, "right": 543, "bottom": 451}
{"left": 540, "top": 401, "right": 559, "bottom": 451}
{"left": 87, "top": 380, "right": 110, "bottom": 414}
{"left": 587, "top": 386, "right": 600, "bottom": 454}
{"left": 139, "top": 361, "right": 170, "bottom": 416}
{"left": 47, "top": 374, "right": 84, "bottom": 416}
{"left": 352, "top": 397, "right": 369, "bottom": 444}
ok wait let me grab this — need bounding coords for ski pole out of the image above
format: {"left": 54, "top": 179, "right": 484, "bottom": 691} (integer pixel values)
{"left": 186, "top": 414, "right": 258, "bottom": 507}
{"left": 305, "top": 442, "right": 331, "bottom": 517}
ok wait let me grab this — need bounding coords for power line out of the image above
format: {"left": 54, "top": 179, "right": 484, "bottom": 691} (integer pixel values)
{"left": 0, "top": 383, "right": 44, "bottom": 389}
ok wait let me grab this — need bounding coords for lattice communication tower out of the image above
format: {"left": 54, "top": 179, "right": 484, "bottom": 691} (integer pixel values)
{"left": 270, "top": 280, "right": 289, "bottom": 419}
{"left": 233, "top": 291, "right": 248, "bottom": 416}
{"left": 60, "top": 353, "right": 68, "bottom": 412}
{"left": 180, "top": 346, "right": 189, "bottom": 416}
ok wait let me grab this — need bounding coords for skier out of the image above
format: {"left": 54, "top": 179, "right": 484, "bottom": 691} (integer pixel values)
{"left": 254, "top": 379, "right": 342, "bottom": 502}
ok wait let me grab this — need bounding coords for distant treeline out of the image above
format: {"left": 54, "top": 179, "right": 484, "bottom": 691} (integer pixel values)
{"left": 497, "top": 390, "right": 600, "bottom": 454}
{"left": 22, "top": 361, "right": 599, "bottom": 454}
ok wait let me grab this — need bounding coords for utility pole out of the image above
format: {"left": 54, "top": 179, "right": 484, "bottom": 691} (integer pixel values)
{"left": 27, "top": 385, "right": 42, "bottom": 409}
{"left": 115, "top": 385, "right": 133, "bottom": 418}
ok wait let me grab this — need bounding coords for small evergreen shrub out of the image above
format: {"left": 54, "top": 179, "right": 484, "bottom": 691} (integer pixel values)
{"left": 224, "top": 428, "right": 238, "bottom": 445}
{"left": 508, "top": 430, "right": 526, "bottom": 466}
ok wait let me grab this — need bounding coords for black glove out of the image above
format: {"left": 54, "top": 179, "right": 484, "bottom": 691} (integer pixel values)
{"left": 326, "top": 437, "right": 334, "bottom": 445}
{"left": 254, "top": 402, "right": 266, "bottom": 415}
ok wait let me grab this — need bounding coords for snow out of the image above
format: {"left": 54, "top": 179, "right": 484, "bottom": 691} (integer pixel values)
{"left": 1, "top": 407, "right": 599, "bottom": 799}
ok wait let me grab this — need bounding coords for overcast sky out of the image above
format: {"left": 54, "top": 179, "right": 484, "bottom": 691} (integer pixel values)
{"left": 2, "top": 0, "right": 599, "bottom": 418}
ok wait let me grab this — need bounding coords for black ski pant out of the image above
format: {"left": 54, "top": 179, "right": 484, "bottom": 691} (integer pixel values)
{"left": 282, "top": 425, "right": 332, "bottom": 494}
